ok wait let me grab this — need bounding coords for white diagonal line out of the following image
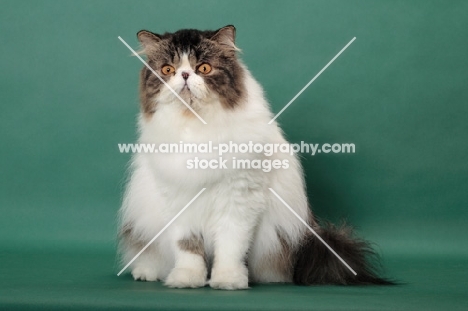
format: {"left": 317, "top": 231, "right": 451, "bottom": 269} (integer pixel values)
{"left": 269, "top": 188, "right": 357, "bottom": 276}
{"left": 118, "top": 36, "right": 207, "bottom": 125}
{"left": 117, "top": 188, "right": 206, "bottom": 276}
{"left": 268, "top": 37, "right": 356, "bottom": 124}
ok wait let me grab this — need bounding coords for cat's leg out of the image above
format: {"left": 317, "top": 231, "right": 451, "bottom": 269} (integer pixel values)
{"left": 164, "top": 230, "right": 207, "bottom": 288}
{"left": 249, "top": 153, "right": 310, "bottom": 283}
{"left": 208, "top": 180, "right": 266, "bottom": 290}
{"left": 209, "top": 222, "right": 252, "bottom": 290}
{"left": 130, "top": 252, "right": 160, "bottom": 281}
{"left": 118, "top": 155, "right": 173, "bottom": 282}
{"left": 119, "top": 214, "right": 174, "bottom": 281}
{"left": 120, "top": 236, "right": 161, "bottom": 281}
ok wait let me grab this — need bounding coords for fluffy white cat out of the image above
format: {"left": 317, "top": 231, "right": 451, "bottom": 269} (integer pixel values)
{"left": 118, "top": 25, "right": 391, "bottom": 290}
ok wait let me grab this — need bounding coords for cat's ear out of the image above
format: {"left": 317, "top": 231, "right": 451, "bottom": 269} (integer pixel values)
{"left": 137, "top": 30, "right": 161, "bottom": 47}
{"left": 211, "top": 25, "right": 240, "bottom": 51}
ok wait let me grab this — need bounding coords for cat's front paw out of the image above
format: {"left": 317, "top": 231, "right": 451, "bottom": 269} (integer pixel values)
{"left": 164, "top": 267, "right": 207, "bottom": 288}
{"left": 131, "top": 266, "right": 158, "bottom": 282}
{"left": 209, "top": 266, "right": 249, "bottom": 290}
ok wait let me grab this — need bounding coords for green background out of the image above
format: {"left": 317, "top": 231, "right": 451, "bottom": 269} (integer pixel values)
{"left": 1, "top": 0, "right": 467, "bottom": 310}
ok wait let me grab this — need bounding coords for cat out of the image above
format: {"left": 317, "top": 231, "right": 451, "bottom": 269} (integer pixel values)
{"left": 118, "top": 25, "right": 392, "bottom": 290}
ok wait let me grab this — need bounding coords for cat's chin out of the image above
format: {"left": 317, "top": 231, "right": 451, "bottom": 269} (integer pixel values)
{"left": 179, "top": 88, "right": 194, "bottom": 104}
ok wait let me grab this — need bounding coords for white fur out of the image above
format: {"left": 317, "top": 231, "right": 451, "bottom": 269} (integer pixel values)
{"left": 119, "top": 61, "right": 310, "bottom": 290}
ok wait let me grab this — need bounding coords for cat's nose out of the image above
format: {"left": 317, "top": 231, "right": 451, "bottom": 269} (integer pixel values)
{"left": 181, "top": 71, "right": 190, "bottom": 80}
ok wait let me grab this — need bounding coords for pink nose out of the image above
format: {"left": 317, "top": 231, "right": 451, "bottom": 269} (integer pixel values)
{"left": 182, "top": 72, "right": 189, "bottom": 80}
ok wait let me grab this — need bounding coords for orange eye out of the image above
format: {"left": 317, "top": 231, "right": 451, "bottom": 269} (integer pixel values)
{"left": 161, "top": 65, "right": 175, "bottom": 75}
{"left": 197, "top": 63, "right": 212, "bottom": 74}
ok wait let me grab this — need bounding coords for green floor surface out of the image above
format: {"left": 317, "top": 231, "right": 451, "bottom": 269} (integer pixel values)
{"left": 1, "top": 247, "right": 467, "bottom": 310}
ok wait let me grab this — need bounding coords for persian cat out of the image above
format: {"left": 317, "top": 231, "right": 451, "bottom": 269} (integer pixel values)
{"left": 118, "top": 25, "right": 391, "bottom": 290}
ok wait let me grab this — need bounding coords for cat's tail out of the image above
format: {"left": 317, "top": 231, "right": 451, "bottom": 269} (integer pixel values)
{"left": 293, "top": 221, "right": 395, "bottom": 285}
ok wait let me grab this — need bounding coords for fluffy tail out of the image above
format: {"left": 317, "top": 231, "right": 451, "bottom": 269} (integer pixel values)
{"left": 293, "top": 222, "right": 394, "bottom": 285}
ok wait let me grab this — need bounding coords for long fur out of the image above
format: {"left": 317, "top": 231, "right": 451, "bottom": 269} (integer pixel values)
{"left": 293, "top": 221, "right": 393, "bottom": 285}
{"left": 118, "top": 26, "right": 393, "bottom": 290}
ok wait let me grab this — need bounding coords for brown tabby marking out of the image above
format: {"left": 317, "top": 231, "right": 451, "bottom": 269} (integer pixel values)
{"left": 137, "top": 26, "right": 246, "bottom": 118}
{"left": 178, "top": 234, "right": 205, "bottom": 258}
{"left": 273, "top": 229, "right": 296, "bottom": 278}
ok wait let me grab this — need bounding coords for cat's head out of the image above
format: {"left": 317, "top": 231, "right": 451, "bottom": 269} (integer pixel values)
{"left": 137, "top": 25, "right": 245, "bottom": 117}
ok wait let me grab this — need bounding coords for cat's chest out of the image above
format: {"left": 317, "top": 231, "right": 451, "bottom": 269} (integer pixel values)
{"left": 142, "top": 116, "right": 254, "bottom": 145}
{"left": 140, "top": 117, "right": 268, "bottom": 186}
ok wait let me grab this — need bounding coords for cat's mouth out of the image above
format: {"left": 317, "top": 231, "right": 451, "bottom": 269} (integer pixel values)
{"left": 179, "top": 84, "right": 191, "bottom": 94}
{"left": 179, "top": 85, "right": 194, "bottom": 103}
{"left": 181, "top": 85, "right": 191, "bottom": 94}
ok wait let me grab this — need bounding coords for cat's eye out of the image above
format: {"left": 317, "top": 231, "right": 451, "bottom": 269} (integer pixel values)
{"left": 197, "top": 63, "right": 212, "bottom": 74}
{"left": 161, "top": 65, "right": 175, "bottom": 75}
